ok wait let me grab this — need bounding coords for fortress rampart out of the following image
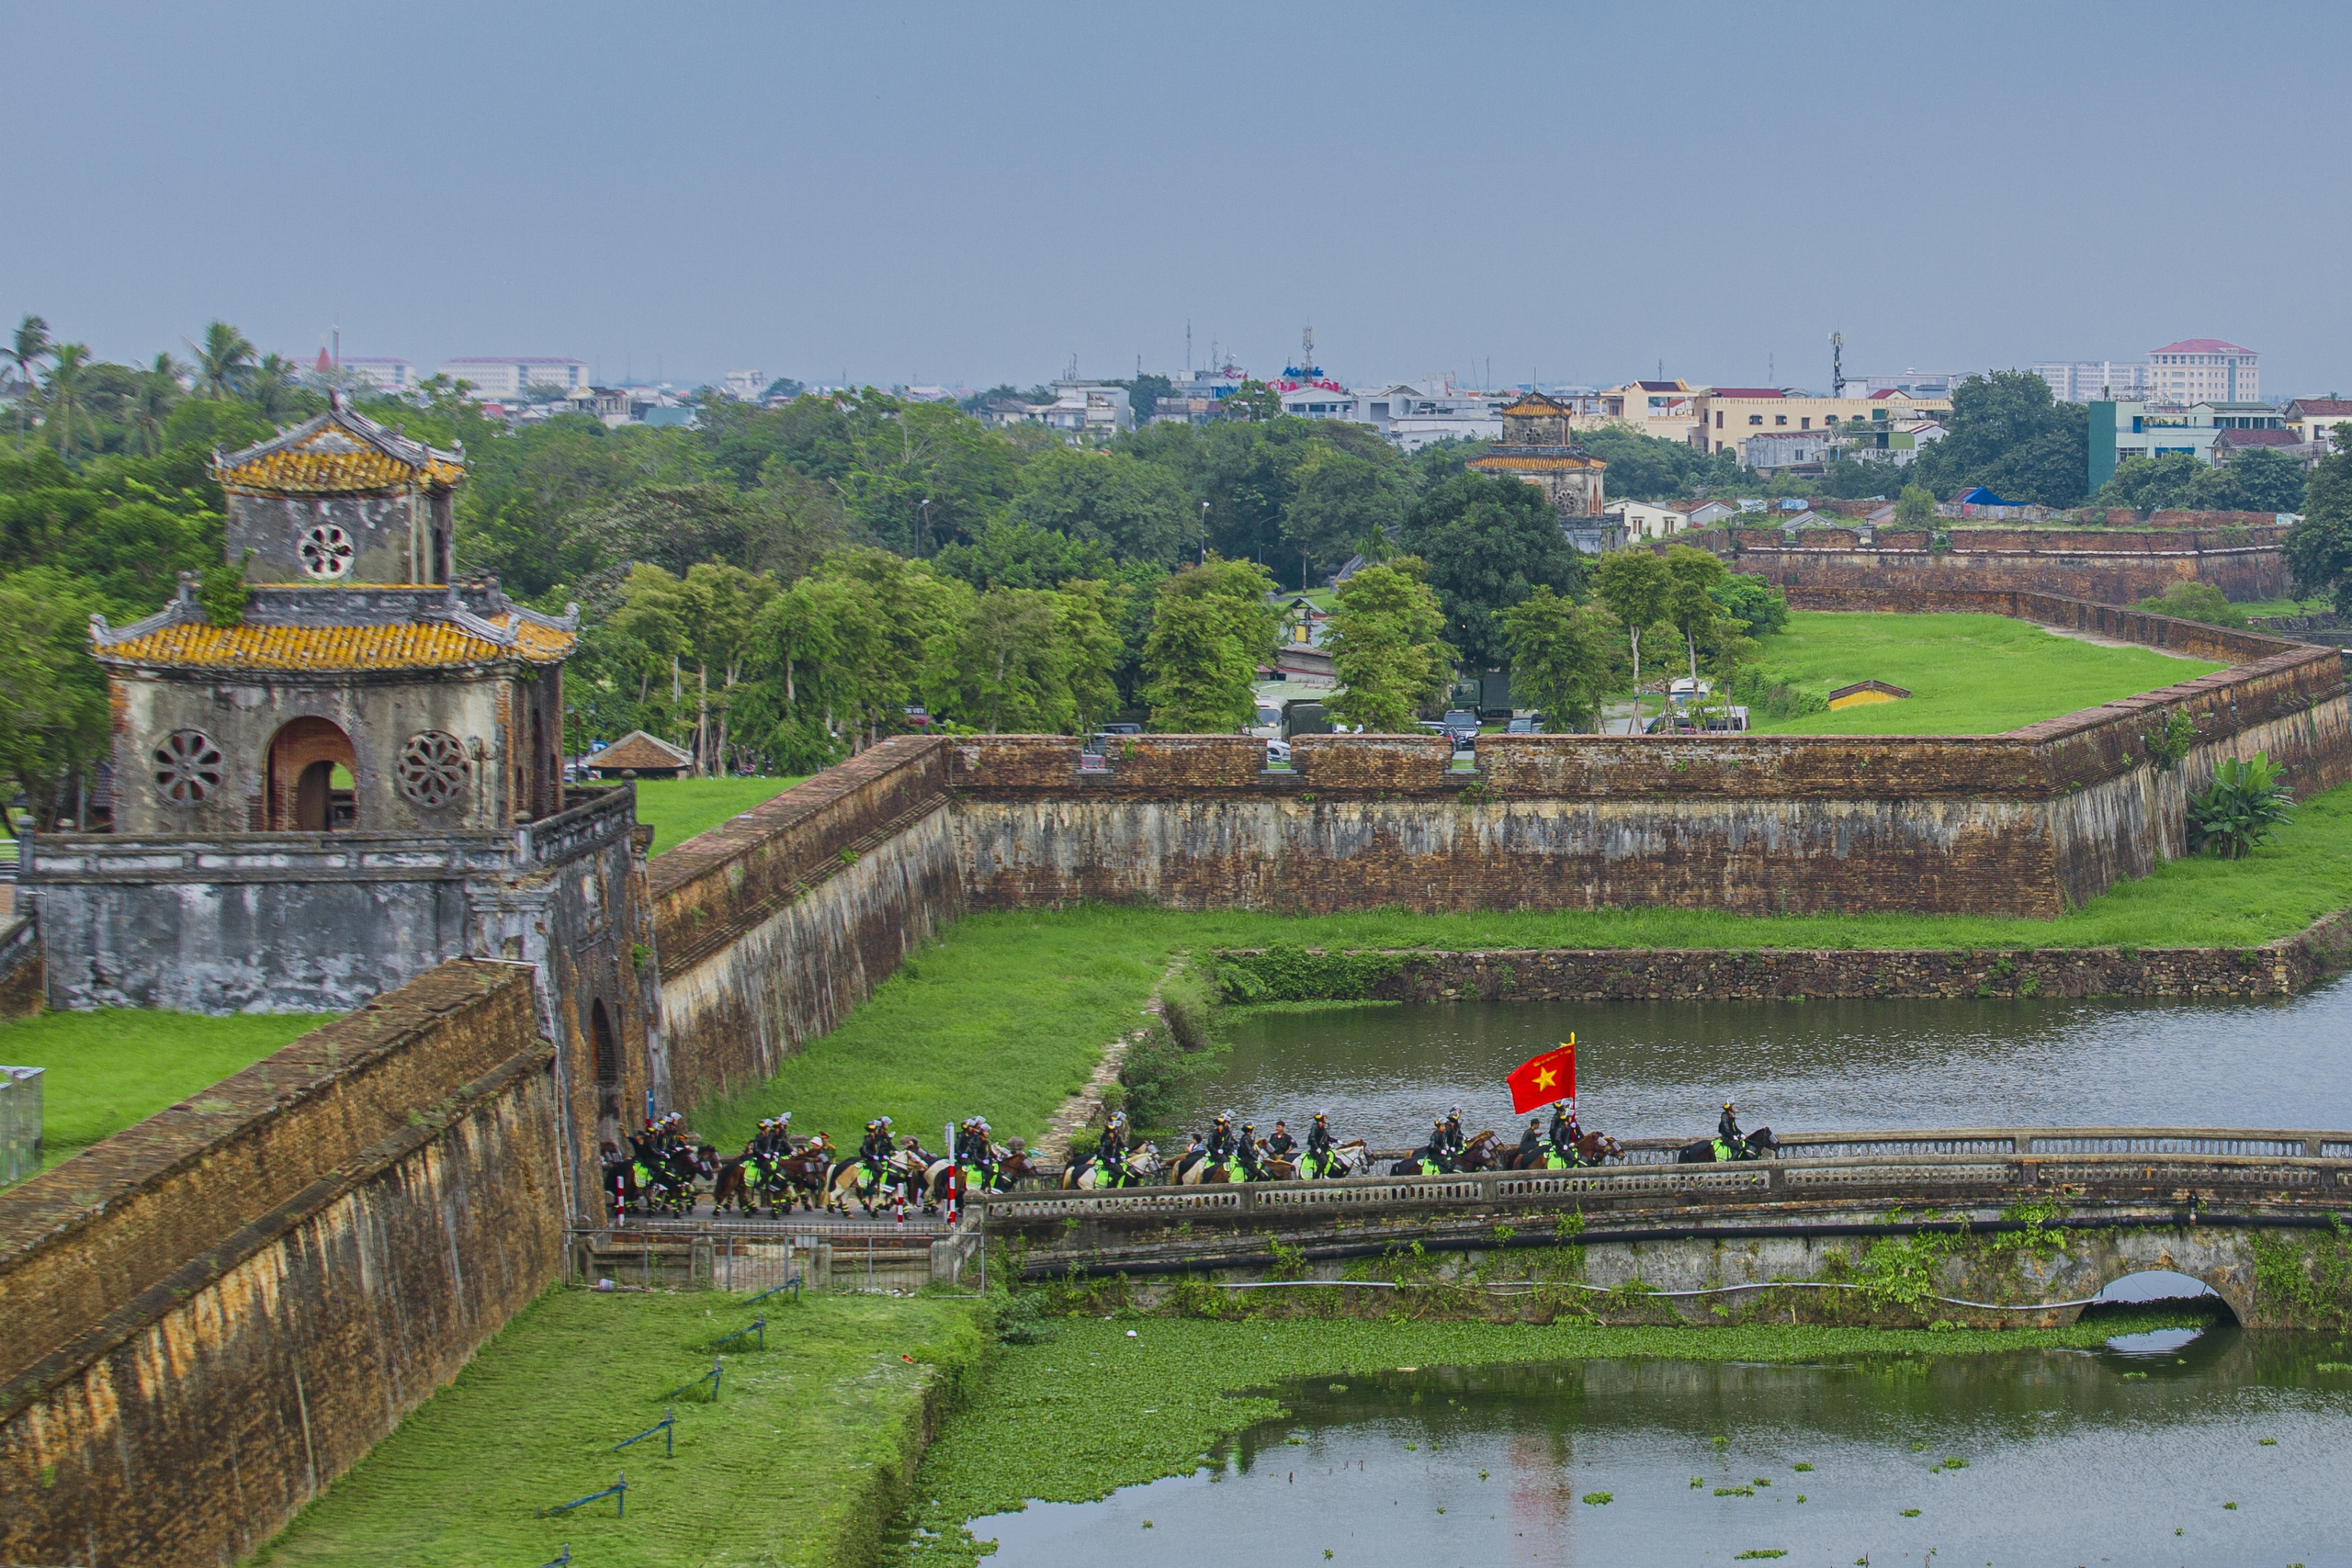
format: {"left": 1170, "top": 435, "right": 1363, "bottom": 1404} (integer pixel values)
{"left": 1729, "top": 523, "right": 2293, "bottom": 602}
{"left": 0, "top": 962, "right": 559, "bottom": 1568}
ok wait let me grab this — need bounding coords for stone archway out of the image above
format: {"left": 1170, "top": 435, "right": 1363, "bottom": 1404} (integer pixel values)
{"left": 266, "top": 716, "right": 358, "bottom": 831}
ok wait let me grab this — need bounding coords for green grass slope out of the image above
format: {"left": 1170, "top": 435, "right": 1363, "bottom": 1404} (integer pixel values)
{"left": 629, "top": 775, "right": 806, "bottom": 855}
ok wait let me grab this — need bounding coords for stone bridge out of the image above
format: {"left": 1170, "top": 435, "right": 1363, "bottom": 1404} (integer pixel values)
{"left": 980, "top": 1126, "right": 2352, "bottom": 1329}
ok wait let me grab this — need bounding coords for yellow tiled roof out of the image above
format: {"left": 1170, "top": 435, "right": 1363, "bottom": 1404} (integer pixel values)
{"left": 96, "top": 618, "right": 573, "bottom": 671}
{"left": 218, "top": 448, "right": 465, "bottom": 495}
{"left": 1469, "top": 453, "right": 1603, "bottom": 470}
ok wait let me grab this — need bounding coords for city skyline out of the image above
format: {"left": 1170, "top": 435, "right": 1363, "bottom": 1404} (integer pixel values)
{"left": 6, "top": 2, "right": 2349, "bottom": 394}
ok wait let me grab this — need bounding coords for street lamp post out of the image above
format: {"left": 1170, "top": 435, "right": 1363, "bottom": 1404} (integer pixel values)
{"left": 1200, "top": 500, "right": 1210, "bottom": 564}
{"left": 918, "top": 497, "right": 932, "bottom": 557}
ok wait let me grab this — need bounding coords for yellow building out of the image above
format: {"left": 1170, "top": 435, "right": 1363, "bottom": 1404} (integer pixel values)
{"left": 1827, "top": 680, "right": 1911, "bottom": 710}
{"left": 1694, "top": 389, "right": 1951, "bottom": 457}
{"left": 1592, "top": 379, "right": 1702, "bottom": 445}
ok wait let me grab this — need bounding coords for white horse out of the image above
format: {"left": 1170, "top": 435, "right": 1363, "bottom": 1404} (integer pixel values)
{"left": 1063, "top": 1143, "right": 1160, "bottom": 1190}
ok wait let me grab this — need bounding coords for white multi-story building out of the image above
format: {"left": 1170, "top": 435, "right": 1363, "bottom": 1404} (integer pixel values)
{"left": 2032, "top": 361, "right": 2150, "bottom": 402}
{"left": 2146, "top": 340, "right": 2257, "bottom": 405}
{"left": 435, "top": 357, "right": 592, "bottom": 400}
{"left": 722, "top": 369, "right": 765, "bottom": 400}
{"left": 341, "top": 357, "right": 415, "bottom": 393}
{"left": 1025, "top": 381, "right": 1132, "bottom": 437}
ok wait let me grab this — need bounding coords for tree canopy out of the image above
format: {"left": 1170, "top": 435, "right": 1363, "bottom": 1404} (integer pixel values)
{"left": 1396, "top": 471, "right": 1585, "bottom": 671}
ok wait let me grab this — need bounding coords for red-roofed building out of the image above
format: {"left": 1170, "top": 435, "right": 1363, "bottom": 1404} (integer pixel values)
{"left": 2284, "top": 398, "right": 2352, "bottom": 456}
{"left": 2147, "top": 340, "right": 2257, "bottom": 404}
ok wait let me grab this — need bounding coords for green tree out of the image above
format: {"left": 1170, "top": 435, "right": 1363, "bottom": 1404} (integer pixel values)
{"left": 248, "top": 353, "right": 306, "bottom": 423}
{"left": 2196, "top": 447, "right": 2307, "bottom": 513}
{"left": 930, "top": 583, "right": 1076, "bottom": 733}
{"left": 1323, "top": 556, "right": 1455, "bottom": 733}
{"left": 1281, "top": 441, "right": 1404, "bottom": 591}
{"left": 1225, "top": 379, "right": 1283, "bottom": 422}
{"left": 1710, "top": 574, "right": 1789, "bottom": 637}
{"left": 1575, "top": 423, "right": 1741, "bottom": 500}
{"left": 1139, "top": 556, "right": 1278, "bottom": 731}
{"left": 933, "top": 518, "right": 1116, "bottom": 590}
{"left": 1054, "top": 577, "right": 1127, "bottom": 733}
{"left": 187, "top": 321, "right": 256, "bottom": 400}
{"left": 0, "top": 570, "right": 111, "bottom": 828}
{"left": 1895, "top": 483, "right": 1938, "bottom": 524}
{"left": 7, "top": 315, "right": 50, "bottom": 442}
{"left": 2136, "top": 581, "right": 2247, "bottom": 628}
{"left": 1905, "top": 369, "right": 2087, "bottom": 507}
{"left": 1006, "top": 446, "right": 1192, "bottom": 564}
{"left": 1496, "top": 584, "right": 1617, "bottom": 732}
{"left": 1591, "top": 547, "right": 1673, "bottom": 733}
{"left": 40, "top": 343, "right": 92, "bottom": 455}
{"left": 126, "top": 355, "right": 185, "bottom": 456}
{"left": 1660, "top": 543, "right": 1731, "bottom": 682}
{"left": 1397, "top": 471, "right": 1586, "bottom": 671}
{"left": 2284, "top": 431, "right": 2352, "bottom": 614}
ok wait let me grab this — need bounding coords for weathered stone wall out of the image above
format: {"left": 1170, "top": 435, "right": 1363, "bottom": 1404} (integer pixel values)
{"left": 225, "top": 488, "right": 435, "bottom": 587}
{"left": 650, "top": 739, "right": 963, "bottom": 1111}
{"left": 1732, "top": 525, "right": 2292, "bottom": 602}
{"left": 0, "top": 961, "right": 562, "bottom": 1568}
{"left": 0, "top": 917, "right": 39, "bottom": 1019}
{"left": 949, "top": 615, "right": 2347, "bottom": 918}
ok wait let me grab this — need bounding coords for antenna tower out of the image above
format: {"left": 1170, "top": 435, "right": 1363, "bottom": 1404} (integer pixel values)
{"left": 1831, "top": 332, "right": 1846, "bottom": 398}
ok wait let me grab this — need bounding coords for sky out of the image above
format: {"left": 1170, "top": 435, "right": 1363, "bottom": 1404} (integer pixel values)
{"left": 8, "top": 1, "right": 2350, "bottom": 396}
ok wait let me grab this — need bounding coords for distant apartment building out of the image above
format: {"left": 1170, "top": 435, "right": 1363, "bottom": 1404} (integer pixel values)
{"left": 1152, "top": 368, "right": 1247, "bottom": 425}
{"left": 1593, "top": 380, "right": 1702, "bottom": 445}
{"left": 1857, "top": 371, "right": 1967, "bottom": 398}
{"left": 723, "top": 369, "right": 765, "bottom": 400}
{"left": 1026, "top": 381, "right": 1132, "bottom": 437}
{"left": 341, "top": 357, "right": 415, "bottom": 393}
{"left": 1604, "top": 497, "right": 1736, "bottom": 541}
{"left": 2033, "top": 361, "right": 2150, "bottom": 402}
{"left": 2146, "top": 340, "right": 2257, "bottom": 404}
{"left": 1693, "top": 388, "right": 1950, "bottom": 457}
{"left": 2284, "top": 398, "right": 2352, "bottom": 455}
{"left": 2087, "top": 399, "right": 2287, "bottom": 491}
{"left": 1359, "top": 380, "right": 1506, "bottom": 450}
{"left": 435, "top": 357, "right": 592, "bottom": 399}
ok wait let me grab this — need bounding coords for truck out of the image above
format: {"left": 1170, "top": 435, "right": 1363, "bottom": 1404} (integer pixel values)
{"left": 1476, "top": 670, "right": 1514, "bottom": 720}
{"left": 1281, "top": 698, "right": 1332, "bottom": 739}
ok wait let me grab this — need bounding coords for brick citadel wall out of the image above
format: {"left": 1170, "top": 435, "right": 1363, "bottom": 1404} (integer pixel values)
{"left": 0, "top": 961, "right": 560, "bottom": 1568}
{"left": 1730, "top": 523, "right": 2292, "bottom": 603}
{"left": 649, "top": 739, "right": 964, "bottom": 1110}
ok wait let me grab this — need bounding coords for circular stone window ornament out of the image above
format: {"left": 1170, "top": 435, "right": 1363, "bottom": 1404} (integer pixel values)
{"left": 153, "top": 728, "right": 224, "bottom": 805}
{"left": 298, "top": 523, "right": 356, "bottom": 580}
{"left": 396, "top": 730, "right": 468, "bottom": 807}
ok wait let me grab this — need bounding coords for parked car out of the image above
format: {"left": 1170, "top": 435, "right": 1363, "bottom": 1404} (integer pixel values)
{"left": 1264, "top": 739, "right": 1292, "bottom": 766}
{"left": 1441, "top": 709, "right": 1481, "bottom": 747}
{"left": 1506, "top": 716, "right": 1537, "bottom": 735}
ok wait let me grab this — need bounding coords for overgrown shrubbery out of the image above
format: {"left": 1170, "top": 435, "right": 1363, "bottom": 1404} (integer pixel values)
{"left": 1212, "top": 942, "right": 1408, "bottom": 1001}
{"left": 1116, "top": 960, "right": 1230, "bottom": 1131}
{"left": 2137, "top": 581, "right": 2248, "bottom": 629}
{"left": 2188, "top": 752, "right": 2293, "bottom": 859}
{"left": 1728, "top": 665, "right": 1828, "bottom": 721}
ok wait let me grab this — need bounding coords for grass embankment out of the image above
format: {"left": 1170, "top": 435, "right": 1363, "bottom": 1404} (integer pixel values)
{"left": 251, "top": 1289, "right": 987, "bottom": 1568}
{"left": 0, "top": 1008, "right": 330, "bottom": 1179}
{"left": 891, "top": 1306, "right": 2218, "bottom": 1567}
{"left": 1745, "top": 612, "right": 2223, "bottom": 735}
{"left": 687, "top": 781, "right": 2352, "bottom": 1148}
{"left": 631, "top": 775, "right": 806, "bottom": 855}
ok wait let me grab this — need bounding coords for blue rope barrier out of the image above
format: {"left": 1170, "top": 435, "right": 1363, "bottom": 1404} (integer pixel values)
{"left": 539, "top": 1472, "right": 626, "bottom": 1519}
{"left": 662, "top": 1358, "right": 723, "bottom": 1403}
{"left": 709, "top": 1315, "right": 765, "bottom": 1353}
{"left": 614, "top": 1405, "right": 675, "bottom": 1458}
{"left": 534, "top": 1546, "right": 571, "bottom": 1567}
{"left": 746, "top": 1274, "right": 802, "bottom": 1306}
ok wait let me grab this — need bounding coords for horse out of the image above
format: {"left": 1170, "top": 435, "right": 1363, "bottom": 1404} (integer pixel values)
{"left": 709, "top": 1153, "right": 761, "bottom": 1215}
{"left": 1296, "top": 1138, "right": 1369, "bottom": 1179}
{"left": 994, "top": 1143, "right": 1047, "bottom": 1190}
{"left": 1063, "top": 1143, "right": 1162, "bottom": 1190}
{"left": 1173, "top": 1145, "right": 1246, "bottom": 1185}
{"left": 1499, "top": 1130, "right": 1626, "bottom": 1170}
{"left": 1451, "top": 1130, "right": 1504, "bottom": 1170}
{"left": 773, "top": 1145, "right": 836, "bottom": 1212}
{"left": 1676, "top": 1127, "right": 1780, "bottom": 1164}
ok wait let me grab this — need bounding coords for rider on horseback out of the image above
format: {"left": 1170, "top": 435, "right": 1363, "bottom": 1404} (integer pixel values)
{"left": 1265, "top": 1119, "right": 1296, "bottom": 1163}
{"left": 1236, "top": 1122, "right": 1263, "bottom": 1180}
{"left": 1515, "top": 1117, "right": 1544, "bottom": 1166}
{"left": 1098, "top": 1112, "right": 1130, "bottom": 1187}
{"left": 1413, "top": 1118, "right": 1453, "bottom": 1176}
{"left": 1714, "top": 1101, "right": 1744, "bottom": 1160}
{"left": 859, "top": 1117, "right": 897, "bottom": 1199}
{"left": 1206, "top": 1111, "right": 1239, "bottom": 1179}
{"left": 1304, "top": 1111, "right": 1338, "bottom": 1178}
{"left": 1440, "top": 1106, "right": 1466, "bottom": 1159}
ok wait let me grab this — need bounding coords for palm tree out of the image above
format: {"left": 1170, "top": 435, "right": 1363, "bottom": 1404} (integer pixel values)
{"left": 129, "top": 353, "right": 186, "bottom": 455}
{"left": 187, "top": 321, "right": 255, "bottom": 400}
{"left": 250, "top": 352, "right": 300, "bottom": 423}
{"left": 44, "top": 343, "right": 91, "bottom": 456}
{"left": 7, "top": 315, "right": 49, "bottom": 440}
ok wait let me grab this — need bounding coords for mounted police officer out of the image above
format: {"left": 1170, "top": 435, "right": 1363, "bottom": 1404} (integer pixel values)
{"left": 1205, "top": 1111, "right": 1239, "bottom": 1177}
{"left": 1413, "top": 1118, "right": 1453, "bottom": 1175}
{"left": 1098, "top": 1111, "right": 1131, "bottom": 1187}
{"left": 1549, "top": 1101, "right": 1580, "bottom": 1154}
{"left": 1516, "top": 1117, "right": 1544, "bottom": 1168}
{"left": 1716, "top": 1101, "right": 1745, "bottom": 1160}
{"left": 1264, "top": 1119, "right": 1297, "bottom": 1164}
{"left": 1440, "top": 1106, "right": 1467, "bottom": 1159}
{"left": 1305, "top": 1110, "right": 1337, "bottom": 1177}
{"left": 1236, "top": 1122, "right": 1263, "bottom": 1180}
{"left": 859, "top": 1116, "right": 897, "bottom": 1198}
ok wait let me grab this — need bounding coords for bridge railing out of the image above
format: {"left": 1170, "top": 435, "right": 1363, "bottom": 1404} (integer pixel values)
{"left": 975, "top": 1126, "right": 2352, "bottom": 1224}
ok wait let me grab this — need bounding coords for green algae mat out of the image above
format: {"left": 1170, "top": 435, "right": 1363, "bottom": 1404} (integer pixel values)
{"left": 1744, "top": 611, "right": 2224, "bottom": 735}
{"left": 247, "top": 1290, "right": 987, "bottom": 1568}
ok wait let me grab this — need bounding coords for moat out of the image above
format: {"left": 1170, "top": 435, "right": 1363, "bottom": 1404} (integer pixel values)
{"left": 1185, "top": 976, "right": 2352, "bottom": 1141}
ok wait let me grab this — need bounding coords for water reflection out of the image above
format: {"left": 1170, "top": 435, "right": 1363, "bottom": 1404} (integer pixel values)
{"left": 1192, "top": 976, "right": 2352, "bottom": 1142}
{"left": 973, "top": 1332, "right": 2352, "bottom": 1565}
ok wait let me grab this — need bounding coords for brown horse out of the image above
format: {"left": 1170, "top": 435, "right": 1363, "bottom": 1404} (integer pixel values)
{"left": 1450, "top": 1130, "right": 1504, "bottom": 1170}
{"left": 1498, "top": 1130, "right": 1626, "bottom": 1170}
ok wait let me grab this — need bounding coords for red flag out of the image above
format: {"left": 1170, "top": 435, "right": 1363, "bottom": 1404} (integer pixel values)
{"left": 1507, "top": 1038, "right": 1576, "bottom": 1114}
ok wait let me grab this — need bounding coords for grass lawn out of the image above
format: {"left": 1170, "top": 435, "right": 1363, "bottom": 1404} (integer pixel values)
{"left": 629, "top": 775, "right": 805, "bottom": 856}
{"left": 688, "top": 781, "right": 2352, "bottom": 1150}
{"left": 1743, "top": 612, "right": 2224, "bottom": 735}
{"left": 0, "top": 1008, "right": 331, "bottom": 1179}
{"left": 2232, "top": 595, "right": 2333, "bottom": 618}
{"left": 249, "top": 1289, "right": 987, "bottom": 1568}
{"left": 892, "top": 1306, "right": 2217, "bottom": 1568}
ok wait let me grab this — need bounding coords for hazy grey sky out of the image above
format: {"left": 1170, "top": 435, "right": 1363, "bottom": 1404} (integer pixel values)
{"left": 10, "top": 2, "right": 2348, "bottom": 394}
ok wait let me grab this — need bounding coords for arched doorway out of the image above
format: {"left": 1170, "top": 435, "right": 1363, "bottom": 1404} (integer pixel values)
{"left": 266, "top": 716, "right": 357, "bottom": 831}
{"left": 590, "top": 998, "right": 624, "bottom": 1135}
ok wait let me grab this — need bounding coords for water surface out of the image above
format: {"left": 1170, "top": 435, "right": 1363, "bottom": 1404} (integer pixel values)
{"left": 1187, "top": 977, "right": 2352, "bottom": 1146}
{"left": 974, "top": 1325, "right": 2352, "bottom": 1566}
